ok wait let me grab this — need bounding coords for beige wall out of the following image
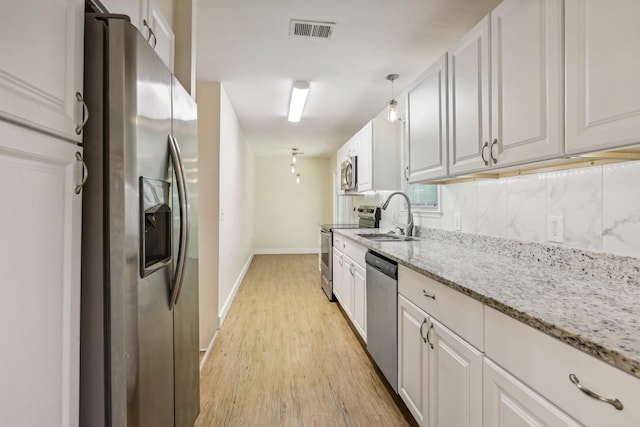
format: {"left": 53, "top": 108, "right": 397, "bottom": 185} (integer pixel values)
{"left": 254, "top": 156, "right": 333, "bottom": 253}
{"left": 196, "top": 81, "right": 220, "bottom": 349}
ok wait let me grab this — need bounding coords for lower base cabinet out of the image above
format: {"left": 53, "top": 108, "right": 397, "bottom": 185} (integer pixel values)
{"left": 398, "top": 295, "right": 482, "bottom": 427}
{"left": 333, "top": 237, "right": 367, "bottom": 342}
{"left": 484, "top": 358, "right": 581, "bottom": 427}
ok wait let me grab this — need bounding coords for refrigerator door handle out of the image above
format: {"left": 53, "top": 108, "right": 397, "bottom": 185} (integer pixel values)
{"left": 168, "top": 134, "right": 190, "bottom": 309}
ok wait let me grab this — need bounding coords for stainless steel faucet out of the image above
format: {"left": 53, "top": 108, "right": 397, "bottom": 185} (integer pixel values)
{"left": 381, "top": 192, "right": 414, "bottom": 236}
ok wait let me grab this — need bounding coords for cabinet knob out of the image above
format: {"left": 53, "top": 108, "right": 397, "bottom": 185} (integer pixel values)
{"left": 569, "top": 374, "right": 623, "bottom": 410}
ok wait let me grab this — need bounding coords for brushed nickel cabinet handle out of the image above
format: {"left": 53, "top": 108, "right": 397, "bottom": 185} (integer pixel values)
{"left": 422, "top": 289, "right": 435, "bottom": 300}
{"left": 425, "top": 323, "right": 434, "bottom": 350}
{"left": 481, "top": 141, "right": 489, "bottom": 166}
{"left": 404, "top": 166, "right": 409, "bottom": 181}
{"left": 75, "top": 92, "right": 89, "bottom": 135}
{"left": 419, "top": 318, "right": 427, "bottom": 343}
{"left": 490, "top": 138, "right": 498, "bottom": 164}
{"left": 75, "top": 152, "right": 88, "bottom": 194}
{"left": 569, "top": 374, "right": 623, "bottom": 410}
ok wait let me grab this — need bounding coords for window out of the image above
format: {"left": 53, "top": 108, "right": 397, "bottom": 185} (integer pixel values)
{"left": 400, "top": 116, "right": 440, "bottom": 214}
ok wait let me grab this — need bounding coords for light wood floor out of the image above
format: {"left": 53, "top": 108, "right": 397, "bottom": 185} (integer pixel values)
{"left": 196, "top": 254, "right": 411, "bottom": 427}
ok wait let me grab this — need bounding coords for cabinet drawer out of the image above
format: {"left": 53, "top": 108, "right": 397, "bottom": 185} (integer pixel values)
{"left": 398, "top": 265, "right": 483, "bottom": 350}
{"left": 485, "top": 307, "right": 640, "bottom": 426}
{"left": 342, "top": 237, "right": 366, "bottom": 267}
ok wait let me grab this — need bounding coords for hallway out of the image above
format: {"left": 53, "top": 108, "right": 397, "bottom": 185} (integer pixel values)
{"left": 196, "top": 254, "right": 410, "bottom": 426}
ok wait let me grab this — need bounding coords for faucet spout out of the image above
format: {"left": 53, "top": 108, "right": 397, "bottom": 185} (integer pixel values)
{"left": 380, "top": 191, "right": 414, "bottom": 236}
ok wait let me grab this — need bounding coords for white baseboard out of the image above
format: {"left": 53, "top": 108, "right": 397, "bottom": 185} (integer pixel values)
{"left": 218, "top": 252, "right": 254, "bottom": 327}
{"left": 254, "top": 247, "right": 319, "bottom": 255}
{"left": 199, "top": 328, "right": 219, "bottom": 370}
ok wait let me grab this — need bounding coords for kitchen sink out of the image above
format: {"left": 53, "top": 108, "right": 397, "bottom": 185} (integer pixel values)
{"left": 356, "top": 233, "right": 419, "bottom": 242}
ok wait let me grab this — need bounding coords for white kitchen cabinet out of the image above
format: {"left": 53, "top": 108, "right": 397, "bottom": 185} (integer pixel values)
{"left": 0, "top": 120, "right": 83, "bottom": 427}
{"left": 101, "top": 0, "right": 175, "bottom": 72}
{"left": 565, "top": 0, "right": 640, "bottom": 154}
{"left": 448, "top": 0, "right": 563, "bottom": 175}
{"left": 356, "top": 118, "right": 400, "bottom": 192}
{"left": 332, "top": 246, "right": 344, "bottom": 304}
{"left": 340, "top": 254, "right": 354, "bottom": 319}
{"left": 484, "top": 358, "right": 582, "bottom": 427}
{"left": 448, "top": 15, "right": 490, "bottom": 175}
{"left": 485, "top": 306, "right": 640, "bottom": 426}
{"left": 0, "top": 0, "right": 84, "bottom": 143}
{"left": 406, "top": 54, "right": 448, "bottom": 183}
{"left": 398, "top": 294, "right": 429, "bottom": 426}
{"left": 397, "top": 292, "right": 482, "bottom": 427}
{"left": 351, "top": 261, "right": 367, "bottom": 341}
{"left": 332, "top": 235, "right": 367, "bottom": 342}
{"left": 429, "top": 318, "right": 483, "bottom": 427}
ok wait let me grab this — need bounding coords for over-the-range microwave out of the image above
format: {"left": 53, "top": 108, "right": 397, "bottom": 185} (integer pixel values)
{"left": 340, "top": 156, "right": 357, "bottom": 191}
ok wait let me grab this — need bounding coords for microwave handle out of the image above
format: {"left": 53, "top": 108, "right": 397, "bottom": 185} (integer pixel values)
{"left": 345, "top": 162, "right": 353, "bottom": 188}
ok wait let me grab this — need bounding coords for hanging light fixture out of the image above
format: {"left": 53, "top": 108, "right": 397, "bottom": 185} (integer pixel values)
{"left": 296, "top": 174, "right": 301, "bottom": 184}
{"left": 386, "top": 73, "right": 399, "bottom": 122}
{"left": 290, "top": 163, "right": 296, "bottom": 174}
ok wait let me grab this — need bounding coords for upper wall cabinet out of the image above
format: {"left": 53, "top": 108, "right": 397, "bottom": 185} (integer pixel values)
{"left": 406, "top": 54, "right": 448, "bottom": 183}
{"left": 102, "top": 0, "right": 175, "bottom": 72}
{"left": 0, "top": 0, "right": 84, "bottom": 143}
{"left": 565, "top": 0, "right": 640, "bottom": 154}
{"left": 448, "top": 0, "right": 563, "bottom": 175}
{"left": 356, "top": 118, "right": 400, "bottom": 192}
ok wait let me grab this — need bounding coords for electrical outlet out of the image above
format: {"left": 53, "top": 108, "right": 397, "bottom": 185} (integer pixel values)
{"left": 453, "top": 212, "right": 462, "bottom": 231}
{"left": 548, "top": 215, "right": 564, "bottom": 243}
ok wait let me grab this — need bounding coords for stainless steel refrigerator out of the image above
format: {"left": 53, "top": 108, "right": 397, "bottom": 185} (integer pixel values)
{"left": 80, "top": 15, "right": 199, "bottom": 426}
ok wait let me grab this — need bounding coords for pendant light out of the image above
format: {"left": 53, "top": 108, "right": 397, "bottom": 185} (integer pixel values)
{"left": 290, "top": 163, "right": 296, "bottom": 174}
{"left": 386, "top": 74, "right": 399, "bottom": 122}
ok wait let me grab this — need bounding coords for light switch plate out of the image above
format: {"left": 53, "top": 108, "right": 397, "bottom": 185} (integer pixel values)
{"left": 547, "top": 215, "right": 564, "bottom": 243}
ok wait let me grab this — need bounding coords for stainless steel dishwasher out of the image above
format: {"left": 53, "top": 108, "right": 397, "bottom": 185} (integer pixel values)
{"left": 365, "top": 250, "right": 398, "bottom": 392}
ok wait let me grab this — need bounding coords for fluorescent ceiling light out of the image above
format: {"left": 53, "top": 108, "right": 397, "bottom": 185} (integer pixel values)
{"left": 288, "top": 81, "right": 310, "bottom": 123}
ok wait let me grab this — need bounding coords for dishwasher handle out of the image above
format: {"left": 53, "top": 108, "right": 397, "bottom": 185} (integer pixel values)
{"left": 365, "top": 251, "right": 398, "bottom": 279}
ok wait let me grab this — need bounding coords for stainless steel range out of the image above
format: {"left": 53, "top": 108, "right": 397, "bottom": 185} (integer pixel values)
{"left": 320, "top": 205, "right": 380, "bottom": 300}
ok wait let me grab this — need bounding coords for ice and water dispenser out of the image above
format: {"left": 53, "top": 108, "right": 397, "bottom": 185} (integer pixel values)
{"left": 140, "top": 177, "right": 172, "bottom": 277}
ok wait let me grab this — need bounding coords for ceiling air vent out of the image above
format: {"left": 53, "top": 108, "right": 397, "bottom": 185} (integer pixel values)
{"left": 289, "top": 19, "right": 335, "bottom": 40}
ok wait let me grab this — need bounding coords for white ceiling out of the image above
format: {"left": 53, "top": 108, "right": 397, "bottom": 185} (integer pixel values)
{"left": 196, "top": 0, "right": 501, "bottom": 157}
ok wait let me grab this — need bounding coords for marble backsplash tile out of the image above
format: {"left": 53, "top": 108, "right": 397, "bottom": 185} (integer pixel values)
{"left": 412, "top": 160, "right": 640, "bottom": 259}
{"left": 506, "top": 175, "right": 546, "bottom": 243}
{"left": 603, "top": 162, "right": 640, "bottom": 258}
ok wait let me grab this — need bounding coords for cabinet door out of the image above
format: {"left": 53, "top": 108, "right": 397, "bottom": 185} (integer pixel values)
{"left": 448, "top": 15, "right": 491, "bottom": 175}
{"left": 407, "top": 54, "right": 448, "bottom": 182}
{"left": 147, "top": 0, "right": 175, "bottom": 72}
{"left": 341, "top": 256, "right": 355, "bottom": 319}
{"left": 490, "top": 0, "right": 563, "bottom": 166}
{"left": 332, "top": 249, "right": 344, "bottom": 303}
{"left": 356, "top": 121, "right": 373, "bottom": 192}
{"left": 484, "top": 358, "right": 582, "bottom": 427}
{"left": 352, "top": 262, "right": 367, "bottom": 342}
{"left": 0, "top": 121, "right": 82, "bottom": 426}
{"left": 0, "top": 0, "right": 84, "bottom": 142}
{"left": 565, "top": 0, "right": 640, "bottom": 154}
{"left": 429, "top": 318, "right": 483, "bottom": 427}
{"left": 398, "top": 295, "right": 429, "bottom": 426}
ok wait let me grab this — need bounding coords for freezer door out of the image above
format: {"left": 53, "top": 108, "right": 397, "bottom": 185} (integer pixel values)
{"left": 171, "top": 76, "right": 201, "bottom": 426}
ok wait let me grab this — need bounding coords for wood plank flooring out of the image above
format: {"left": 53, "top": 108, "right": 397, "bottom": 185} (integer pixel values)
{"left": 196, "top": 254, "right": 411, "bottom": 427}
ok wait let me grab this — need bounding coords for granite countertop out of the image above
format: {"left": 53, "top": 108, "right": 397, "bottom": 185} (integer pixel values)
{"left": 333, "top": 228, "right": 640, "bottom": 380}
